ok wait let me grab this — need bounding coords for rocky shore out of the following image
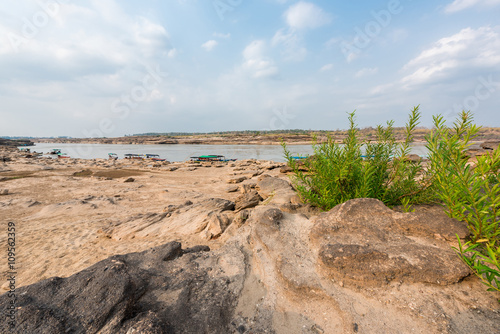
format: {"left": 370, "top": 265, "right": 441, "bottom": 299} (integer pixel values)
{"left": 0, "top": 145, "right": 499, "bottom": 333}
{"left": 35, "top": 134, "right": 315, "bottom": 146}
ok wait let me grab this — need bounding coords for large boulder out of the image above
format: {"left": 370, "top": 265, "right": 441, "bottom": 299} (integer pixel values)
{"left": 310, "top": 198, "right": 470, "bottom": 287}
{"left": 0, "top": 242, "right": 246, "bottom": 334}
{"left": 256, "top": 175, "right": 293, "bottom": 199}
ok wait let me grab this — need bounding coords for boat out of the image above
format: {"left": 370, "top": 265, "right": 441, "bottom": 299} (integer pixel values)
{"left": 291, "top": 156, "right": 307, "bottom": 160}
{"left": 57, "top": 153, "right": 70, "bottom": 159}
{"left": 49, "top": 149, "right": 62, "bottom": 155}
{"left": 145, "top": 154, "right": 166, "bottom": 161}
{"left": 124, "top": 154, "right": 145, "bottom": 160}
{"left": 190, "top": 155, "right": 237, "bottom": 162}
{"left": 108, "top": 153, "right": 118, "bottom": 160}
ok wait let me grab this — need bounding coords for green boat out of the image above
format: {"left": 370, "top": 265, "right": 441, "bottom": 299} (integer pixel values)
{"left": 190, "top": 155, "right": 237, "bottom": 162}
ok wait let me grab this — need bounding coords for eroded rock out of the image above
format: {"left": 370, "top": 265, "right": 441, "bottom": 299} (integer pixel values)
{"left": 0, "top": 242, "right": 246, "bottom": 334}
{"left": 310, "top": 198, "right": 470, "bottom": 287}
{"left": 234, "top": 191, "right": 262, "bottom": 211}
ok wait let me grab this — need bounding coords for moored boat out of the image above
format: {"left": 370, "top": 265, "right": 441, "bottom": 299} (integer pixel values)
{"left": 124, "top": 154, "right": 145, "bottom": 160}
{"left": 145, "top": 154, "right": 166, "bottom": 161}
{"left": 190, "top": 155, "right": 236, "bottom": 162}
{"left": 49, "top": 149, "right": 62, "bottom": 155}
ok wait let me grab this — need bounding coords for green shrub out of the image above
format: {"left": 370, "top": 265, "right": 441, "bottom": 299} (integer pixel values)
{"left": 282, "top": 106, "right": 434, "bottom": 210}
{"left": 426, "top": 111, "right": 499, "bottom": 292}
{"left": 283, "top": 107, "right": 499, "bottom": 294}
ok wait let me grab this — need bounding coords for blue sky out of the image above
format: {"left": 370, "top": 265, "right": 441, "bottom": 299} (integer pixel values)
{"left": 1, "top": 0, "right": 499, "bottom": 137}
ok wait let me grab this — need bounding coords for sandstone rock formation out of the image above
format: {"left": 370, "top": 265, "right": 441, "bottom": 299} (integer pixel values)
{"left": 0, "top": 242, "right": 246, "bottom": 333}
{"left": 3, "top": 198, "right": 499, "bottom": 333}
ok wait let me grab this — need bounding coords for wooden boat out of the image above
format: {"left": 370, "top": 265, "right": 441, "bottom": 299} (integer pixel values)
{"left": 190, "top": 155, "right": 236, "bottom": 162}
{"left": 108, "top": 153, "right": 118, "bottom": 160}
{"left": 146, "top": 154, "right": 166, "bottom": 161}
{"left": 57, "top": 153, "right": 70, "bottom": 159}
{"left": 124, "top": 154, "right": 144, "bottom": 160}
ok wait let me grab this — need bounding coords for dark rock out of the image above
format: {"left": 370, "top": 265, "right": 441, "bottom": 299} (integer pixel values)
{"left": 73, "top": 169, "right": 93, "bottom": 177}
{"left": 124, "top": 177, "right": 135, "bottom": 183}
{"left": 0, "top": 138, "right": 34, "bottom": 147}
{"left": 280, "top": 165, "right": 293, "bottom": 173}
{"left": 184, "top": 245, "right": 210, "bottom": 253}
{"left": 480, "top": 141, "right": 499, "bottom": 151}
{"left": 262, "top": 208, "right": 283, "bottom": 223}
{"left": 234, "top": 191, "right": 262, "bottom": 211}
{"left": 0, "top": 241, "right": 246, "bottom": 334}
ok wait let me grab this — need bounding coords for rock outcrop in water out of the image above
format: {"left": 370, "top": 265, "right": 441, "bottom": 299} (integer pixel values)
{"left": 0, "top": 138, "right": 33, "bottom": 147}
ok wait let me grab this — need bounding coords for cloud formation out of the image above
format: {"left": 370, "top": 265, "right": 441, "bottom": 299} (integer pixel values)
{"left": 444, "top": 0, "right": 500, "bottom": 13}
{"left": 242, "top": 40, "right": 278, "bottom": 78}
{"left": 284, "top": 1, "right": 332, "bottom": 30}
{"left": 401, "top": 26, "right": 500, "bottom": 86}
{"left": 201, "top": 40, "right": 218, "bottom": 51}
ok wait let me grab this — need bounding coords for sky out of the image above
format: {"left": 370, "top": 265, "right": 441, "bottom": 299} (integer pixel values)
{"left": 1, "top": 0, "right": 500, "bottom": 137}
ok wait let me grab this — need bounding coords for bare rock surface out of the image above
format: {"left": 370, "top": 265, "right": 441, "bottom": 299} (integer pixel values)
{"left": 99, "top": 198, "right": 236, "bottom": 241}
{"left": 5, "top": 198, "right": 500, "bottom": 334}
{"left": 0, "top": 241, "right": 246, "bottom": 334}
{"left": 310, "top": 198, "right": 470, "bottom": 287}
{"left": 234, "top": 190, "right": 262, "bottom": 211}
{"left": 1, "top": 155, "right": 499, "bottom": 333}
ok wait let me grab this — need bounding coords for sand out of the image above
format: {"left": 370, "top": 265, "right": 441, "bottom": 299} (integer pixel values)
{"left": 0, "top": 155, "right": 276, "bottom": 290}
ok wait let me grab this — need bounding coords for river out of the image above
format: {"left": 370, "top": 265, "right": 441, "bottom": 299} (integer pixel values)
{"left": 25, "top": 143, "right": 429, "bottom": 162}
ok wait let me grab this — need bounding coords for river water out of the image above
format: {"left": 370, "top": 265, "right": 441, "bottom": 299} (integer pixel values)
{"left": 25, "top": 143, "right": 429, "bottom": 162}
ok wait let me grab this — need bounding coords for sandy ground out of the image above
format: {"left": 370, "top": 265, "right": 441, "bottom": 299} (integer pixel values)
{"left": 0, "top": 155, "right": 277, "bottom": 290}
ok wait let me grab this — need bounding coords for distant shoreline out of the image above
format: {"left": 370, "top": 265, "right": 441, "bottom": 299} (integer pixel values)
{"left": 8, "top": 127, "right": 500, "bottom": 146}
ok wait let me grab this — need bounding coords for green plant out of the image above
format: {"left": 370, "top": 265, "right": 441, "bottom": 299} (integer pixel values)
{"left": 282, "top": 106, "right": 434, "bottom": 210}
{"left": 401, "top": 197, "right": 415, "bottom": 213}
{"left": 426, "top": 111, "right": 500, "bottom": 292}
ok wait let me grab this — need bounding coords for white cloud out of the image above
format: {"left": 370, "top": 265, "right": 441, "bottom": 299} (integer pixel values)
{"left": 167, "top": 48, "right": 178, "bottom": 58}
{"left": 320, "top": 64, "right": 333, "bottom": 72}
{"left": 241, "top": 40, "right": 278, "bottom": 78}
{"left": 213, "top": 32, "right": 231, "bottom": 39}
{"left": 401, "top": 27, "right": 500, "bottom": 86}
{"left": 284, "top": 2, "right": 332, "bottom": 30}
{"left": 272, "top": 29, "right": 307, "bottom": 61}
{"left": 201, "top": 40, "right": 218, "bottom": 51}
{"left": 355, "top": 67, "right": 379, "bottom": 78}
{"left": 444, "top": 0, "right": 500, "bottom": 13}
